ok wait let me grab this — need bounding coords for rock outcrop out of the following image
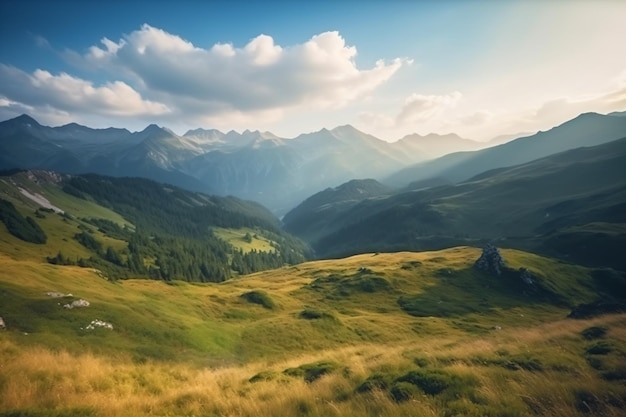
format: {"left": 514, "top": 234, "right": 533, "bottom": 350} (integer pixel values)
{"left": 63, "top": 299, "right": 90, "bottom": 309}
{"left": 474, "top": 244, "right": 505, "bottom": 276}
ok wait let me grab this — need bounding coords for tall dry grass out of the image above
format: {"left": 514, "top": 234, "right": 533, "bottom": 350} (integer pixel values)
{"left": 2, "top": 314, "right": 625, "bottom": 416}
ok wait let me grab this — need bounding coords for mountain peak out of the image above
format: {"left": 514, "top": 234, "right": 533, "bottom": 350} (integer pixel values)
{"left": 331, "top": 124, "right": 361, "bottom": 133}
{"left": 184, "top": 127, "right": 222, "bottom": 137}
{"left": 399, "top": 132, "right": 465, "bottom": 142}
{"left": 6, "top": 114, "right": 41, "bottom": 127}
{"left": 140, "top": 124, "right": 170, "bottom": 135}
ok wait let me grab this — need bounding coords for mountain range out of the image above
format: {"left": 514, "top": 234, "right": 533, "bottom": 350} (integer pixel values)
{"left": 283, "top": 134, "right": 626, "bottom": 271}
{"left": 387, "top": 112, "right": 626, "bottom": 187}
{"left": 2, "top": 108, "right": 624, "bottom": 273}
{"left": 0, "top": 115, "right": 505, "bottom": 214}
{"left": 2, "top": 105, "right": 625, "bottom": 417}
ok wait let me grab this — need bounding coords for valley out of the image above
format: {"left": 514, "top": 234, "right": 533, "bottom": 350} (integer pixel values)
{"left": 1, "top": 111, "right": 625, "bottom": 417}
{"left": 2, "top": 2, "right": 626, "bottom": 415}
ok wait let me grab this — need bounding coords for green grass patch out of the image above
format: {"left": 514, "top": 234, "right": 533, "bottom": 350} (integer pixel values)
{"left": 283, "top": 361, "right": 341, "bottom": 383}
{"left": 248, "top": 370, "right": 279, "bottom": 383}
{"left": 240, "top": 290, "right": 276, "bottom": 309}
{"left": 298, "top": 308, "right": 337, "bottom": 321}
{"left": 213, "top": 227, "right": 275, "bottom": 253}
{"left": 308, "top": 273, "right": 393, "bottom": 301}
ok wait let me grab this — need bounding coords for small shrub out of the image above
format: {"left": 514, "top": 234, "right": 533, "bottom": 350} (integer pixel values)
{"left": 283, "top": 361, "right": 340, "bottom": 383}
{"left": 585, "top": 341, "right": 612, "bottom": 355}
{"left": 240, "top": 290, "right": 275, "bottom": 309}
{"left": 249, "top": 371, "right": 277, "bottom": 383}
{"left": 389, "top": 381, "right": 420, "bottom": 402}
{"left": 298, "top": 309, "right": 335, "bottom": 320}
{"left": 585, "top": 356, "right": 603, "bottom": 370}
{"left": 601, "top": 368, "right": 626, "bottom": 381}
{"left": 356, "top": 373, "right": 395, "bottom": 393}
{"left": 414, "top": 356, "right": 430, "bottom": 367}
{"left": 396, "top": 369, "right": 449, "bottom": 395}
{"left": 581, "top": 326, "right": 607, "bottom": 340}
{"left": 395, "top": 369, "right": 478, "bottom": 398}
{"left": 299, "top": 309, "right": 323, "bottom": 319}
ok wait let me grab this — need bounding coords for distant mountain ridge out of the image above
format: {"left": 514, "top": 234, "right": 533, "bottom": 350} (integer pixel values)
{"left": 2, "top": 111, "right": 624, "bottom": 214}
{"left": 0, "top": 114, "right": 498, "bottom": 214}
{"left": 387, "top": 112, "right": 626, "bottom": 187}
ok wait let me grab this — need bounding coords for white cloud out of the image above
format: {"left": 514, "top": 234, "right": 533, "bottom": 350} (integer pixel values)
{"left": 1, "top": 25, "right": 407, "bottom": 132}
{"left": 82, "top": 25, "right": 405, "bottom": 117}
{"left": 396, "top": 91, "right": 462, "bottom": 124}
{"left": 0, "top": 64, "right": 170, "bottom": 118}
{"left": 503, "top": 85, "right": 626, "bottom": 133}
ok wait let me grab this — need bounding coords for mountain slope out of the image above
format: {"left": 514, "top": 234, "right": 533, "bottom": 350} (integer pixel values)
{"left": 387, "top": 112, "right": 626, "bottom": 187}
{"left": 0, "top": 170, "right": 310, "bottom": 281}
{"left": 392, "top": 132, "right": 484, "bottom": 160}
{"left": 282, "top": 179, "right": 393, "bottom": 243}
{"left": 287, "top": 136, "right": 626, "bottom": 269}
{"left": 0, "top": 115, "right": 430, "bottom": 214}
{"left": 3, "top": 111, "right": 623, "bottom": 215}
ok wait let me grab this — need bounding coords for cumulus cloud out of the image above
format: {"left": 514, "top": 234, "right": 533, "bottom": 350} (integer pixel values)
{"left": 0, "top": 64, "right": 170, "bottom": 118}
{"left": 0, "top": 25, "right": 406, "bottom": 130}
{"left": 396, "top": 91, "right": 462, "bottom": 124}
{"left": 81, "top": 25, "right": 405, "bottom": 116}
{"left": 508, "top": 85, "right": 626, "bottom": 133}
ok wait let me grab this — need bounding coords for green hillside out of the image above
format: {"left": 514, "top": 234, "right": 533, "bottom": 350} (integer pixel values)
{"left": 286, "top": 137, "right": 626, "bottom": 270}
{"left": 1, "top": 246, "right": 625, "bottom": 416}
{"left": 2, "top": 168, "right": 626, "bottom": 416}
{"left": 0, "top": 170, "right": 310, "bottom": 281}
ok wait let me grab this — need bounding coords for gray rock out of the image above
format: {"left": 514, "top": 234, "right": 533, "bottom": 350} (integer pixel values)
{"left": 63, "top": 299, "right": 90, "bottom": 309}
{"left": 474, "top": 244, "right": 505, "bottom": 276}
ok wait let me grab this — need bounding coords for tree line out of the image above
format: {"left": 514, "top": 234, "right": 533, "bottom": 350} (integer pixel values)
{"left": 46, "top": 175, "right": 310, "bottom": 281}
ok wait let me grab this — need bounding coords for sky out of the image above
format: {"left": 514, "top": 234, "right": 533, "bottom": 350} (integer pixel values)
{"left": 0, "top": 0, "right": 625, "bottom": 142}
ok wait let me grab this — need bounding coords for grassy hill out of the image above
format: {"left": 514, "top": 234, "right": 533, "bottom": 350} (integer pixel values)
{"left": 1, "top": 246, "right": 625, "bottom": 416}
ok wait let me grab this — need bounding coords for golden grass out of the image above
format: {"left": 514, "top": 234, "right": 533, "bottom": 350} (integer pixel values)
{"left": 1, "top": 246, "right": 624, "bottom": 415}
{"left": 1, "top": 312, "right": 625, "bottom": 416}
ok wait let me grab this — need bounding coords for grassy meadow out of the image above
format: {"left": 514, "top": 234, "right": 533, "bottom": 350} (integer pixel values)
{"left": 212, "top": 227, "right": 276, "bottom": 254}
{"left": 1, "top": 245, "right": 625, "bottom": 416}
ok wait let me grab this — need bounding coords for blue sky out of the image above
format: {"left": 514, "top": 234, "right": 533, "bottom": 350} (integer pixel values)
{"left": 1, "top": 1, "right": 625, "bottom": 141}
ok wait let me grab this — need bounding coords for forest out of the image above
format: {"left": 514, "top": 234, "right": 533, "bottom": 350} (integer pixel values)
{"left": 44, "top": 174, "right": 310, "bottom": 281}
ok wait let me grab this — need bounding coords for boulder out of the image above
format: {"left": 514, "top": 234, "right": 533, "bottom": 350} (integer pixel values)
{"left": 63, "top": 299, "right": 90, "bottom": 309}
{"left": 474, "top": 244, "right": 505, "bottom": 276}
